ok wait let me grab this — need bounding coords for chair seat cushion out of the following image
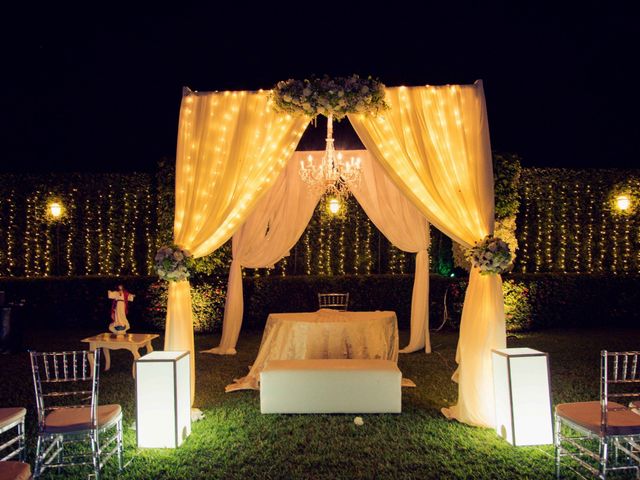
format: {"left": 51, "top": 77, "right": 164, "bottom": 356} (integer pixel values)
{"left": 0, "top": 408, "right": 26, "bottom": 430}
{"left": 0, "top": 461, "right": 31, "bottom": 480}
{"left": 556, "top": 401, "right": 640, "bottom": 436}
{"left": 44, "top": 404, "right": 121, "bottom": 433}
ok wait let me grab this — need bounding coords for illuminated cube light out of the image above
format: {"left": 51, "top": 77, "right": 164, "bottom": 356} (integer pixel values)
{"left": 136, "top": 351, "right": 191, "bottom": 448}
{"left": 491, "top": 348, "right": 553, "bottom": 446}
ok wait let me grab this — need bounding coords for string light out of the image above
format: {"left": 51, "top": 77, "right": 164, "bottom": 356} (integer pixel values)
{"left": 65, "top": 191, "right": 76, "bottom": 275}
{"left": 558, "top": 183, "right": 567, "bottom": 272}
{"left": 304, "top": 225, "right": 312, "bottom": 275}
{"left": 585, "top": 184, "right": 594, "bottom": 272}
{"left": 84, "top": 197, "right": 94, "bottom": 274}
{"left": 520, "top": 178, "right": 530, "bottom": 273}
{"left": 571, "top": 183, "right": 581, "bottom": 273}
{"left": 338, "top": 208, "right": 346, "bottom": 275}
{"left": 144, "top": 187, "right": 154, "bottom": 274}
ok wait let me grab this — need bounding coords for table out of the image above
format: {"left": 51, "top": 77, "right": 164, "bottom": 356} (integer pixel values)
{"left": 82, "top": 333, "right": 159, "bottom": 378}
{"left": 226, "top": 310, "right": 399, "bottom": 392}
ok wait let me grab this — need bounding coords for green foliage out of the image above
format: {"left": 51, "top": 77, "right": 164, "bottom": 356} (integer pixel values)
{"left": 155, "top": 157, "right": 174, "bottom": 247}
{"left": 0, "top": 173, "right": 157, "bottom": 276}
{"left": 445, "top": 273, "right": 640, "bottom": 331}
{"left": 502, "top": 279, "right": 534, "bottom": 331}
{"left": 493, "top": 152, "right": 522, "bottom": 220}
{"left": 145, "top": 278, "right": 226, "bottom": 333}
{"left": 1, "top": 160, "right": 638, "bottom": 278}
{"left": 517, "top": 168, "right": 640, "bottom": 273}
{"left": 2, "top": 274, "right": 638, "bottom": 333}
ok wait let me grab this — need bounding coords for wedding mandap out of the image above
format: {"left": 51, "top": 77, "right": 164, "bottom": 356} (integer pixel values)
{"left": 160, "top": 77, "right": 508, "bottom": 429}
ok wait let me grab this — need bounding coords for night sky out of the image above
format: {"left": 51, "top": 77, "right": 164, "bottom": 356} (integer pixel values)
{"left": 1, "top": 3, "right": 638, "bottom": 173}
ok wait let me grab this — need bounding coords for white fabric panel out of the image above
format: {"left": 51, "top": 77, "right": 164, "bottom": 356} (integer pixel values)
{"left": 348, "top": 82, "right": 505, "bottom": 428}
{"left": 348, "top": 151, "right": 431, "bottom": 353}
{"left": 203, "top": 156, "right": 321, "bottom": 354}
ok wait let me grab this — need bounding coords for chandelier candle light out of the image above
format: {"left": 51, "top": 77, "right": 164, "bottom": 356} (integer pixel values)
{"left": 299, "top": 115, "right": 362, "bottom": 199}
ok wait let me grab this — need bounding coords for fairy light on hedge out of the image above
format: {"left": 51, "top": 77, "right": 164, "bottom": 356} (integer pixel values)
{"left": 571, "top": 183, "right": 581, "bottom": 273}
{"left": 303, "top": 228, "right": 312, "bottom": 275}
{"left": 325, "top": 212, "right": 333, "bottom": 275}
{"left": 558, "top": 184, "right": 567, "bottom": 272}
{"left": 585, "top": 184, "right": 594, "bottom": 272}
{"left": 364, "top": 218, "right": 373, "bottom": 274}
{"left": 354, "top": 208, "right": 361, "bottom": 275}
{"left": 338, "top": 210, "right": 346, "bottom": 275}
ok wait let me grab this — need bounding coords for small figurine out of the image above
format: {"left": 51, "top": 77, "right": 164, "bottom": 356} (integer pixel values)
{"left": 107, "top": 284, "right": 134, "bottom": 336}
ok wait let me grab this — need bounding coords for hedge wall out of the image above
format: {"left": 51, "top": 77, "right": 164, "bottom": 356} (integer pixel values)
{"left": 2, "top": 274, "right": 638, "bottom": 335}
{"left": 2, "top": 161, "right": 639, "bottom": 279}
{"left": 517, "top": 168, "right": 640, "bottom": 274}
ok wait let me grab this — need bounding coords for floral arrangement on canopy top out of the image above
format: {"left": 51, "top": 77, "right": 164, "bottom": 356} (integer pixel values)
{"left": 270, "top": 75, "right": 388, "bottom": 200}
{"left": 465, "top": 235, "right": 513, "bottom": 275}
{"left": 270, "top": 74, "right": 388, "bottom": 120}
{"left": 155, "top": 245, "right": 194, "bottom": 282}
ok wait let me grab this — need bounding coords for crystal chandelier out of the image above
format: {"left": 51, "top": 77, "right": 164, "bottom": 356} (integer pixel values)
{"left": 299, "top": 114, "right": 362, "bottom": 199}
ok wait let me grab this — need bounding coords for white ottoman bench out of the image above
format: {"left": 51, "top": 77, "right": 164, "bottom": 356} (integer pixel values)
{"left": 260, "top": 359, "right": 401, "bottom": 414}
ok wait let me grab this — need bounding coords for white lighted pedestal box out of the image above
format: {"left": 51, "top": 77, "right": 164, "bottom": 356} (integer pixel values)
{"left": 491, "top": 348, "right": 553, "bottom": 446}
{"left": 136, "top": 351, "right": 191, "bottom": 448}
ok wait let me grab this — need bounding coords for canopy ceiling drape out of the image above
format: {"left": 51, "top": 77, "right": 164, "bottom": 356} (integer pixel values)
{"left": 168, "top": 89, "right": 309, "bottom": 403}
{"left": 348, "top": 81, "right": 505, "bottom": 427}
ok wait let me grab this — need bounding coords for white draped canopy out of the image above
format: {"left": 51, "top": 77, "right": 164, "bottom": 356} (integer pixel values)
{"left": 203, "top": 149, "right": 431, "bottom": 357}
{"left": 167, "top": 81, "right": 506, "bottom": 429}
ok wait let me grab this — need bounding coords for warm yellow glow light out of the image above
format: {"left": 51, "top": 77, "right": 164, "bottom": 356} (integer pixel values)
{"left": 49, "top": 201, "right": 63, "bottom": 219}
{"left": 492, "top": 348, "right": 553, "bottom": 446}
{"left": 136, "top": 351, "right": 191, "bottom": 448}
{"left": 328, "top": 198, "right": 340, "bottom": 215}
{"left": 616, "top": 195, "right": 631, "bottom": 211}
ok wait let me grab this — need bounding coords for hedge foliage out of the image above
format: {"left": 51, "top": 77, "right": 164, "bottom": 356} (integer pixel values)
{"left": 1, "top": 160, "right": 639, "bottom": 278}
{"left": 517, "top": 169, "right": 640, "bottom": 274}
{"left": 2, "top": 274, "right": 637, "bottom": 334}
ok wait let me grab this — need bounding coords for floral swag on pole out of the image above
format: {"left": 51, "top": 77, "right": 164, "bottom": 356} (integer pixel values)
{"left": 269, "top": 74, "right": 388, "bottom": 119}
{"left": 465, "top": 235, "right": 513, "bottom": 275}
{"left": 155, "top": 245, "right": 193, "bottom": 282}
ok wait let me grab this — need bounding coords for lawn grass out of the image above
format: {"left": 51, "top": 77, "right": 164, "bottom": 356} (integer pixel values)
{"left": 1, "top": 326, "right": 638, "bottom": 479}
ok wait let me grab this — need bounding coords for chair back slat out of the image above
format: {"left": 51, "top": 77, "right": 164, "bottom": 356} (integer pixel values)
{"left": 42, "top": 354, "right": 50, "bottom": 381}
{"left": 318, "top": 293, "right": 349, "bottom": 311}
{"left": 600, "top": 350, "right": 640, "bottom": 434}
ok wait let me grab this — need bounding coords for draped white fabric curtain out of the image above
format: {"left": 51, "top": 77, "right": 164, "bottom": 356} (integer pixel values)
{"left": 348, "top": 150, "right": 431, "bottom": 353}
{"left": 348, "top": 81, "right": 505, "bottom": 428}
{"left": 203, "top": 153, "right": 321, "bottom": 354}
{"left": 167, "top": 89, "right": 309, "bottom": 402}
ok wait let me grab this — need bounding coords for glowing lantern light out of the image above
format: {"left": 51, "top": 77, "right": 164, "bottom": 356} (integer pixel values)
{"left": 136, "top": 351, "right": 191, "bottom": 448}
{"left": 328, "top": 198, "right": 341, "bottom": 215}
{"left": 492, "top": 348, "right": 553, "bottom": 446}
{"left": 48, "top": 201, "right": 63, "bottom": 219}
{"left": 616, "top": 195, "right": 631, "bottom": 211}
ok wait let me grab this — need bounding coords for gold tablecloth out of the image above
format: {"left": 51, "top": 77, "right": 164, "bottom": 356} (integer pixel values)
{"left": 226, "top": 310, "right": 399, "bottom": 392}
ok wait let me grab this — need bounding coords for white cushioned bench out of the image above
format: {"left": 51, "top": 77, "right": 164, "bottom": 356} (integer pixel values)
{"left": 260, "top": 359, "right": 401, "bottom": 414}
